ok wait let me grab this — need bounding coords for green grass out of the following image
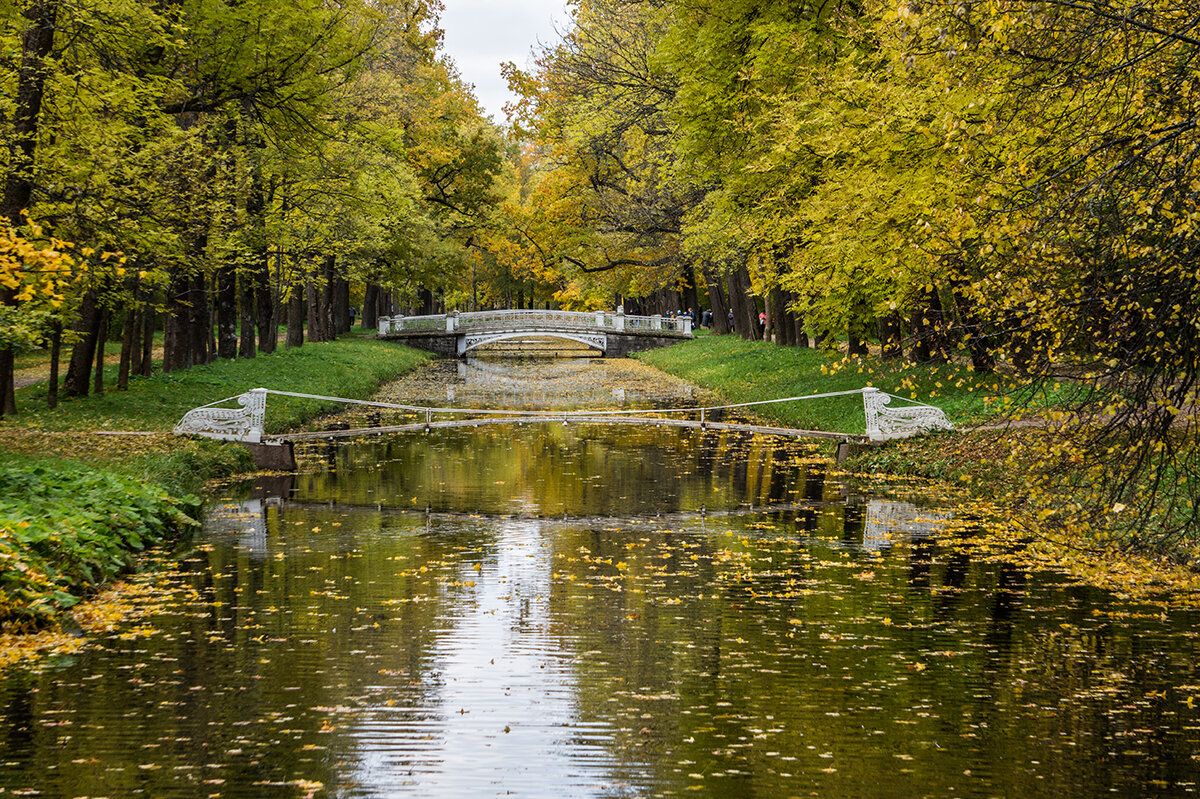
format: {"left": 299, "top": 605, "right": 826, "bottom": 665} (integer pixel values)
{"left": 635, "top": 335, "right": 1065, "bottom": 435}
{"left": 9, "top": 335, "right": 431, "bottom": 434}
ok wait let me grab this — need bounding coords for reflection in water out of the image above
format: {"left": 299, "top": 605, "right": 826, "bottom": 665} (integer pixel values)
{"left": 3, "top": 358, "right": 1200, "bottom": 797}
{"left": 292, "top": 424, "right": 827, "bottom": 518}
{"left": 379, "top": 354, "right": 703, "bottom": 411}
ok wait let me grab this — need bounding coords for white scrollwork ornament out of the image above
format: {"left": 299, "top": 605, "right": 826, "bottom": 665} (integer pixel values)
{"left": 863, "top": 387, "right": 953, "bottom": 441}
{"left": 174, "top": 388, "right": 267, "bottom": 443}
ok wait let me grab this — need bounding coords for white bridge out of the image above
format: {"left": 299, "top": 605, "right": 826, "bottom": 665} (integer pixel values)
{"left": 377, "top": 308, "right": 692, "bottom": 357}
{"left": 174, "top": 387, "right": 953, "bottom": 449}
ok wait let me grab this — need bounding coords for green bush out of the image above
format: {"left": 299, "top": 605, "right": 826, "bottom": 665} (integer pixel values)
{"left": 0, "top": 460, "right": 198, "bottom": 631}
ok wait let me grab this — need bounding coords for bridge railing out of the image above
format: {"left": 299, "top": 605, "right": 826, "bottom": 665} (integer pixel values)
{"left": 378, "top": 309, "right": 693, "bottom": 336}
{"left": 174, "top": 386, "right": 951, "bottom": 446}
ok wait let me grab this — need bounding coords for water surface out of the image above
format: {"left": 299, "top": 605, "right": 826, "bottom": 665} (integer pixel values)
{"left": 3, "top": 356, "right": 1200, "bottom": 798}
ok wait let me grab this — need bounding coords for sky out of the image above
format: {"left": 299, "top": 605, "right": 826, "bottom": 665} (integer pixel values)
{"left": 438, "top": 0, "right": 572, "bottom": 124}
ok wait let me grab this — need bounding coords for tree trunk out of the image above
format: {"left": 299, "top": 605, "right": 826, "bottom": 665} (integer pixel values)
{"left": 47, "top": 320, "right": 61, "bottom": 409}
{"left": 0, "top": 0, "right": 60, "bottom": 416}
{"left": 907, "top": 284, "right": 945, "bottom": 362}
{"left": 702, "top": 264, "right": 731, "bottom": 335}
{"left": 256, "top": 256, "right": 276, "bottom": 354}
{"left": 306, "top": 277, "right": 321, "bottom": 343}
{"left": 118, "top": 308, "right": 134, "bottom": 390}
{"left": 763, "top": 294, "right": 774, "bottom": 343}
{"left": 92, "top": 306, "right": 108, "bottom": 395}
{"left": 770, "top": 288, "right": 787, "bottom": 346}
{"left": 0, "top": 316, "right": 13, "bottom": 416}
{"left": 726, "top": 272, "right": 747, "bottom": 338}
{"left": 681, "top": 265, "right": 700, "bottom": 320}
{"left": 794, "top": 312, "right": 808, "bottom": 348}
{"left": 163, "top": 268, "right": 191, "bottom": 372}
{"left": 363, "top": 283, "right": 380, "bottom": 330}
{"left": 64, "top": 291, "right": 100, "bottom": 397}
{"left": 334, "top": 274, "right": 350, "bottom": 334}
{"left": 910, "top": 286, "right": 949, "bottom": 363}
{"left": 418, "top": 285, "right": 435, "bottom": 316}
{"left": 239, "top": 271, "right": 256, "bottom": 358}
{"left": 952, "top": 282, "right": 995, "bottom": 373}
{"left": 878, "top": 312, "right": 903, "bottom": 359}
{"left": 130, "top": 307, "right": 144, "bottom": 378}
{"left": 216, "top": 264, "right": 238, "bottom": 359}
{"left": 739, "top": 266, "right": 762, "bottom": 341}
{"left": 287, "top": 284, "right": 305, "bottom": 348}
{"left": 320, "top": 255, "right": 337, "bottom": 340}
{"left": 848, "top": 327, "right": 869, "bottom": 355}
{"left": 783, "top": 300, "right": 798, "bottom": 347}
{"left": 727, "top": 265, "right": 760, "bottom": 341}
{"left": 140, "top": 309, "right": 154, "bottom": 377}
{"left": 189, "top": 274, "right": 213, "bottom": 365}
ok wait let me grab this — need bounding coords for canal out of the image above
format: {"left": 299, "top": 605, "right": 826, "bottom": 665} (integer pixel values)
{"left": 3, "top": 355, "right": 1200, "bottom": 797}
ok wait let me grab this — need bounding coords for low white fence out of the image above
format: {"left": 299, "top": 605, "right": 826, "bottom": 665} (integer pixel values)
{"left": 174, "top": 387, "right": 952, "bottom": 445}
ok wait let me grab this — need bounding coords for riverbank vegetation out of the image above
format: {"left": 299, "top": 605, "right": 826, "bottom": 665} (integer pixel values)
{"left": 0, "top": 460, "right": 197, "bottom": 631}
{"left": 638, "top": 336, "right": 1197, "bottom": 559}
{"left": 637, "top": 334, "right": 1068, "bottom": 435}
{"left": 0, "top": 336, "right": 428, "bottom": 633}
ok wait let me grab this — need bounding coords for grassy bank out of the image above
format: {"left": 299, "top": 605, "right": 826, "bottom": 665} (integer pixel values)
{"left": 634, "top": 335, "right": 1073, "bottom": 489}
{"left": 635, "top": 334, "right": 1051, "bottom": 434}
{"left": 0, "top": 336, "right": 431, "bottom": 631}
{"left": 636, "top": 336, "right": 1200, "bottom": 565}
{"left": 10, "top": 334, "right": 430, "bottom": 433}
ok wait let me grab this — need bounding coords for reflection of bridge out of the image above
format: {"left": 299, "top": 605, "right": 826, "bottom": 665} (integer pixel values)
{"left": 377, "top": 309, "right": 693, "bottom": 357}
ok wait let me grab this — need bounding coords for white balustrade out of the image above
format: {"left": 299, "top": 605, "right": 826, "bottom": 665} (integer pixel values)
{"left": 376, "top": 308, "right": 698, "bottom": 339}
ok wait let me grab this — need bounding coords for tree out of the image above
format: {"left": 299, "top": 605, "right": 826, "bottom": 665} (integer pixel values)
{"left": 0, "top": 0, "right": 59, "bottom": 415}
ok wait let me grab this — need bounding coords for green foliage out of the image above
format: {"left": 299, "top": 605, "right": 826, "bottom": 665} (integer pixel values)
{"left": 0, "top": 459, "right": 198, "bottom": 630}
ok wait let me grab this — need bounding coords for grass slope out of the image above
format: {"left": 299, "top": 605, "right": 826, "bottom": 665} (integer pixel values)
{"left": 10, "top": 336, "right": 431, "bottom": 433}
{"left": 634, "top": 335, "right": 1025, "bottom": 434}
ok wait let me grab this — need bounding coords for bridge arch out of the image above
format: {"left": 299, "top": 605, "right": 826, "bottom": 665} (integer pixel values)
{"left": 459, "top": 330, "right": 607, "bottom": 355}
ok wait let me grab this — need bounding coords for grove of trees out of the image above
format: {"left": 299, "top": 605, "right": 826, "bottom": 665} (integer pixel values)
{"left": 0, "top": 0, "right": 514, "bottom": 413}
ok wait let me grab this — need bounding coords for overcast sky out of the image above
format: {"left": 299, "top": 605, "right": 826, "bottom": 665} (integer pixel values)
{"left": 438, "top": 0, "right": 572, "bottom": 124}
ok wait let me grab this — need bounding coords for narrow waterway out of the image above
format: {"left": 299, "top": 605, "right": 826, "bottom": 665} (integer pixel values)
{"left": 4, "top": 354, "right": 1200, "bottom": 797}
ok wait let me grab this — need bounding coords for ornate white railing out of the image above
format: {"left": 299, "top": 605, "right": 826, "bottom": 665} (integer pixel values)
{"left": 861, "top": 387, "right": 955, "bottom": 441}
{"left": 174, "top": 386, "right": 951, "bottom": 445}
{"left": 378, "top": 308, "right": 693, "bottom": 336}
{"left": 174, "top": 388, "right": 268, "bottom": 443}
